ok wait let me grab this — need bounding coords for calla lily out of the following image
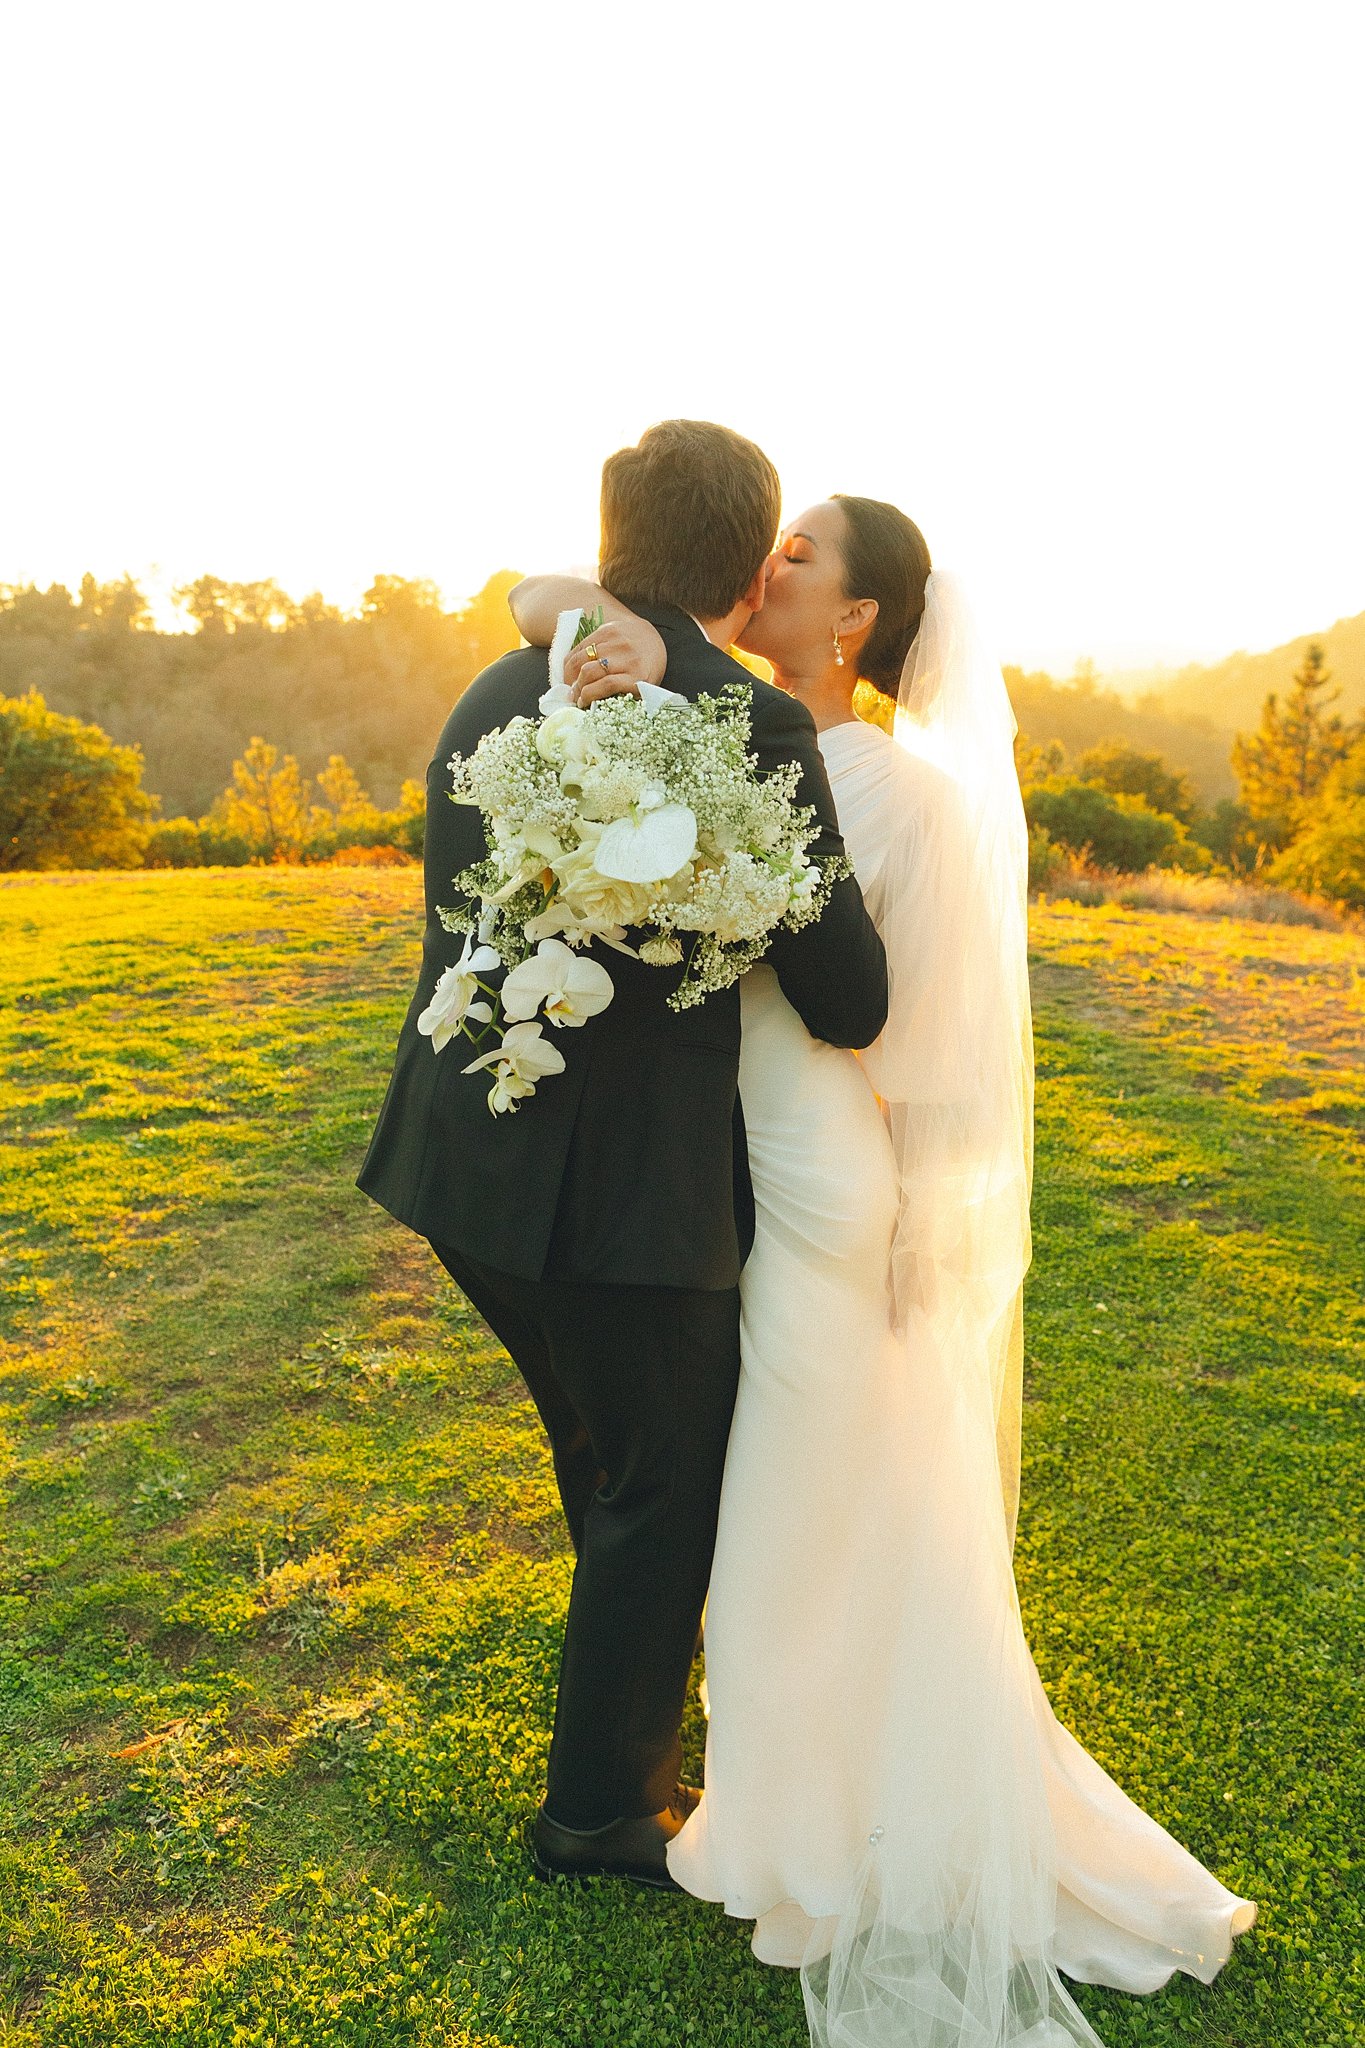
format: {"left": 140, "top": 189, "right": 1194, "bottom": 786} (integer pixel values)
{"left": 501, "top": 938, "right": 615, "bottom": 1028}
{"left": 417, "top": 939, "right": 501, "bottom": 1053}
{"left": 594, "top": 802, "right": 698, "bottom": 885}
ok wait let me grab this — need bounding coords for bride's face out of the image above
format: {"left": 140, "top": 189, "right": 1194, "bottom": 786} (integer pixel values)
{"left": 739, "top": 500, "right": 851, "bottom": 669}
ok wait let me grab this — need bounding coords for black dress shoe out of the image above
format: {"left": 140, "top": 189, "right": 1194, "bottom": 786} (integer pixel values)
{"left": 531, "top": 1786, "right": 702, "bottom": 1891}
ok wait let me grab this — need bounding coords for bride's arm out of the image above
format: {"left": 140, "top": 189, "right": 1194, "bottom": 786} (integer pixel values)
{"left": 507, "top": 574, "right": 617, "bottom": 645}
{"left": 507, "top": 575, "right": 667, "bottom": 702}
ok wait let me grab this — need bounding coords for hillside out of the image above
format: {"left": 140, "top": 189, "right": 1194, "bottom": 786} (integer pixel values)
{"left": 1006, "top": 668, "right": 1239, "bottom": 801}
{"left": 4, "top": 573, "right": 1362, "bottom": 823}
{"left": 1, "top": 868, "right": 1361, "bottom": 2046}
{"left": 1106, "top": 606, "right": 1365, "bottom": 732}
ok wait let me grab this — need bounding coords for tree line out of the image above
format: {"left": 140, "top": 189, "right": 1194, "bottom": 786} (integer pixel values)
{"left": 2, "top": 575, "right": 1363, "bottom": 909}
{"left": 0, "top": 571, "right": 523, "bottom": 819}
{"left": 1, "top": 571, "right": 1246, "bottom": 821}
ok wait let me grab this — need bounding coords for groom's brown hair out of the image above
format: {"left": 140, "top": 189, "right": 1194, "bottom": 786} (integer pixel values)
{"left": 599, "top": 420, "right": 781, "bottom": 621}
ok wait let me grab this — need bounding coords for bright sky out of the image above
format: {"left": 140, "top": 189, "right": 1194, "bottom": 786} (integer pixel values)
{"left": 4, "top": 1, "right": 1363, "bottom": 674}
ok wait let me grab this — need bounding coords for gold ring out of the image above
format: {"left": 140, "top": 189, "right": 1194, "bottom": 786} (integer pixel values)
{"left": 580, "top": 641, "right": 599, "bottom": 662}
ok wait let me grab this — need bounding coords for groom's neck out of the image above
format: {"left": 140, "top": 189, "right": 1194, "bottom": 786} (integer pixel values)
{"left": 695, "top": 599, "right": 751, "bottom": 648}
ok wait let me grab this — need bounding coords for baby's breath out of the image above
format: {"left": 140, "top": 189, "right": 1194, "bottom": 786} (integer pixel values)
{"left": 437, "top": 684, "right": 845, "bottom": 1106}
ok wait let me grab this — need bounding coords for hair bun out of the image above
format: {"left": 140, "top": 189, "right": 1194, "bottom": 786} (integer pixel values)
{"left": 832, "top": 495, "right": 932, "bottom": 699}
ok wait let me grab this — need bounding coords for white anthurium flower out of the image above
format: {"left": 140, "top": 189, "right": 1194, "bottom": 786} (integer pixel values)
{"left": 637, "top": 682, "right": 689, "bottom": 714}
{"left": 501, "top": 938, "right": 615, "bottom": 1028}
{"left": 462, "top": 1020, "right": 567, "bottom": 1115}
{"left": 417, "top": 939, "right": 501, "bottom": 1053}
{"left": 594, "top": 802, "right": 698, "bottom": 885}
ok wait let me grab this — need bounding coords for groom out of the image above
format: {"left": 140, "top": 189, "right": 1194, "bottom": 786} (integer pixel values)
{"left": 358, "top": 420, "right": 888, "bottom": 1886}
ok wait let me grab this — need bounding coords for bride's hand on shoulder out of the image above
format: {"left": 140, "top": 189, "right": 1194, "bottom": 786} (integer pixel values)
{"left": 566, "top": 616, "right": 668, "bottom": 706}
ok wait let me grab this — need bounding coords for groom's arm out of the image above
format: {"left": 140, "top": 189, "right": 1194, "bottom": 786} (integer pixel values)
{"left": 751, "top": 684, "right": 889, "bottom": 1049}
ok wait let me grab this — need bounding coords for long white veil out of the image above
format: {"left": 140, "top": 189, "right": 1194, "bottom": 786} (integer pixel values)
{"left": 863, "top": 568, "right": 1034, "bottom": 1546}
{"left": 801, "top": 572, "right": 1104, "bottom": 2048}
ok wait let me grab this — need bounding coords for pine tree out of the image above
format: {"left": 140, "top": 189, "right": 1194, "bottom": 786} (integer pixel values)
{"left": 213, "top": 737, "right": 310, "bottom": 858}
{"left": 1231, "top": 644, "right": 1354, "bottom": 853}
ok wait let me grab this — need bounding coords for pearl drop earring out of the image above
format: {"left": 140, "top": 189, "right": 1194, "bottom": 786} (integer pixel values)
{"left": 833, "top": 630, "right": 845, "bottom": 668}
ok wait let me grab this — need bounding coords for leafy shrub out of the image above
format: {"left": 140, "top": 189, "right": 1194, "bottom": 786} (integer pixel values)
{"left": 1028, "top": 822, "right": 1067, "bottom": 892}
{"left": 1024, "top": 777, "right": 1208, "bottom": 872}
{"left": 1189, "top": 795, "right": 1261, "bottom": 872}
{"left": 1071, "top": 740, "right": 1198, "bottom": 823}
{"left": 0, "top": 688, "right": 153, "bottom": 869}
{"left": 143, "top": 759, "right": 423, "bottom": 867}
{"left": 143, "top": 815, "right": 206, "bottom": 866}
{"left": 322, "top": 842, "right": 416, "bottom": 866}
{"left": 1269, "top": 737, "right": 1365, "bottom": 909}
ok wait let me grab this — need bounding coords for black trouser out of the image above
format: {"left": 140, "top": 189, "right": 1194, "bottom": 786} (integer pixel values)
{"left": 429, "top": 1239, "right": 741, "bottom": 1829}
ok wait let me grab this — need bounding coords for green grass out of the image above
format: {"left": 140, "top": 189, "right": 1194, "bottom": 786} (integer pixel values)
{"left": 1, "top": 869, "right": 1361, "bottom": 2047}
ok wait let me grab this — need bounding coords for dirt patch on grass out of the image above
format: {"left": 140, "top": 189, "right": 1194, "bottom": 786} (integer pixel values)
{"left": 1030, "top": 902, "right": 1365, "bottom": 1114}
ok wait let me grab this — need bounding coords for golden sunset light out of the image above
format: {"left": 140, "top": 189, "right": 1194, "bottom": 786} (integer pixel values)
{"left": 3, "top": 0, "right": 1362, "bottom": 674}
{"left": 4, "top": 7, "right": 1363, "bottom": 2040}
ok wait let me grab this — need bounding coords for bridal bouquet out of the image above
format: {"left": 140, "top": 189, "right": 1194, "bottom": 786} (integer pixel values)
{"left": 418, "top": 609, "right": 841, "bottom": 1114}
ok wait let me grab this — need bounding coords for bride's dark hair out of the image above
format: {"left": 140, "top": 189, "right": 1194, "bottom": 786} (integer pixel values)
{"left": 833, "top": 495, "right": 933, "bottom": 698}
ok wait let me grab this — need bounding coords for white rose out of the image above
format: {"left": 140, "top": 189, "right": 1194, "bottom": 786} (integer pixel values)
{"left": 537, "top": 704, "right": 602, "bottom": 771}
{"left": 550, "top": 831, "right": 654, "bottom": 929}
{"left": 535, "top": 704, "right": 587, "bottom": 763}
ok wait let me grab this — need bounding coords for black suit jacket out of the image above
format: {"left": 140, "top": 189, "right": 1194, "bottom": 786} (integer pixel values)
{"left": 357, "top": 607, "right": 889, "bottom": 1289}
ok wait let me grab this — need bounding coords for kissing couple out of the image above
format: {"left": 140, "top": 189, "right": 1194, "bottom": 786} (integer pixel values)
{"left": 359, "top": 421, "right": 1254, "bottom": 2047}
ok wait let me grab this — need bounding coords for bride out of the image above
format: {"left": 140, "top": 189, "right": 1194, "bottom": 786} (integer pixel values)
{"left": 509, "top": 497, "right": 1255, "bottom": 2047}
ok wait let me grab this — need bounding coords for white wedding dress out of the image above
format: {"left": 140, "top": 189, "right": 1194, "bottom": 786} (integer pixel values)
{"left": 666, "top": 704, "right": 1255, "bottom": 2047}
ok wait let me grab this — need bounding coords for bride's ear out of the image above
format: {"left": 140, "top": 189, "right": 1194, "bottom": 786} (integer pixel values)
{"left": 839, "top": 596, "right": 878, "bottom": 640}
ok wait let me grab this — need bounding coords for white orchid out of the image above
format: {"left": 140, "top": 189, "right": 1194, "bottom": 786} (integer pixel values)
{"left": 501, "top": 938, "right": 615, "bottom": 1030}
{"left": 461, "top": 1020, "right": 566, "bottom": 1114}
{"left": 416, "top": 937, "right": 500, "bottom": 1053}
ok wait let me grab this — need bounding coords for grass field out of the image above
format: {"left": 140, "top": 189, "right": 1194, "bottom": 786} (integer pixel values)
{"left": 1, "top": 868, "right": 1361, "bottom": 2048}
